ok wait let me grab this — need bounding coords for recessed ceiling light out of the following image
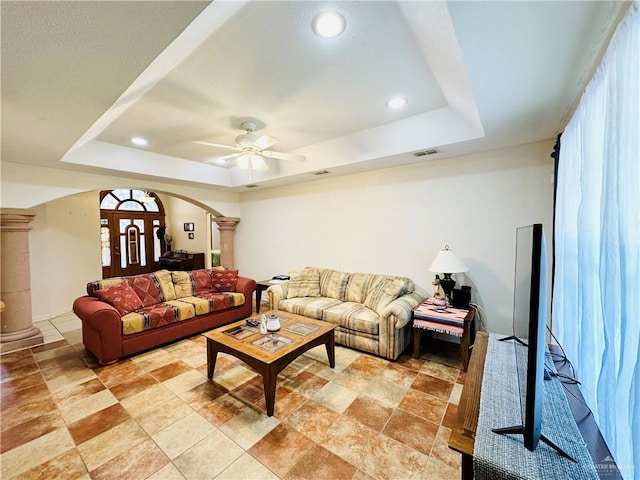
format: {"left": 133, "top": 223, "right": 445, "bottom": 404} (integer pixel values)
{"left": 131, "top": 137, "right": 148, "bottom": 147}
{"left": 387, "top": 96, "right": 407, "bottom": 109}
{"left": 312, "top": 11, "right": 346, "bottom": 38}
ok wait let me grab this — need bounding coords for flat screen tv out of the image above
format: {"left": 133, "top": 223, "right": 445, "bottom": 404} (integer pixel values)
{"left": 493, "top": 223, "right": 574, "bottom": 461}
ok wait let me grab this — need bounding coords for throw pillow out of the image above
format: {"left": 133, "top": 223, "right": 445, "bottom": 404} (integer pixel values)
{"left": 363, "top": 276, "right": 414, "bottom": 313}
{"left": 152, "top": 269, "right": 177, "bottom": 301}
{"left": 128, "top": 273, "right": 163, "bottom": 307}
{"left": 93, "top": 280, "right": 143, "bottom": 316}
{"left": 191, "top": 269, "right": 213, "bottom": 294}
{"left": 319, "top": 269, "right": 350, "bottom": 300}
{"left": 287, "top": 268, "right": 321, "bottom": 299}
{"left": 172, "top": 271, "right": 193, "bottom": 298}
{"left": 211, "top": 269, "right": 239, "bottom": 292}
{"left": 345, "top": 273, "right": 375, "bottom": 303}
{"left": 86, "top": 276, "right": 124, "bottom": 296}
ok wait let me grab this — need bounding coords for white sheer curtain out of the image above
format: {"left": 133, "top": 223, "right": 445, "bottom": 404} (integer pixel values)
{"left": 553, "top": 3, "right": 639, "bottom": 479}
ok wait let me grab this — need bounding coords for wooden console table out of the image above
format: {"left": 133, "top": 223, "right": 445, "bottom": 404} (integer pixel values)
{"left": 448, "top": 332, "right": 621, "bottom": 480}
{"left": 158, "top": 251, "right": 205, "bottom": 271}
{"left": 448, "top": 332, "right": 488, "bottom": 480}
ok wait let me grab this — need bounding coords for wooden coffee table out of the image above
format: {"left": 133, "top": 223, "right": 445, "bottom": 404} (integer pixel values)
{"left": 203, "top": 310, "right": 336, "bottom": 416}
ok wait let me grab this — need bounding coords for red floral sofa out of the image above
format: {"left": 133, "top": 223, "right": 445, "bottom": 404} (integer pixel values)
{"left": 73, "top": 268, "right": 255, "bottom": 365}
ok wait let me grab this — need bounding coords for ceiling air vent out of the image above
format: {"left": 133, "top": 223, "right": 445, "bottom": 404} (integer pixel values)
{"left": 412, "top": 149, "right": 439, "bottom": 157}
{"left": 312, "top": 170, "right": 330, "bottom": 176}
{"left": 244, "top": 184, "right": 259, "bottom": 188}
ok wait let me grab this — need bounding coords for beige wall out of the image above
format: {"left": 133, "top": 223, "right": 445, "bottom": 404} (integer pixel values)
{"left": 166, "top": 197, "right": 210, "bottom": 253}
{"left": 1, "top": 164, "right": 239, "bottom": 320}
{"left": 29, "top": 191, "right": 102, "bottom": 320}
{"left": 237, "top": 141, "right": 555, "bottom": 335}
{"left": 3, "top": 140, "right": 554, "bottom": 334}
{"left": 27, "top": 192, "right": 223, "bottom": 320}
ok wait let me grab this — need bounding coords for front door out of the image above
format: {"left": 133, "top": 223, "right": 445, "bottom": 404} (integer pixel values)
{"left": 100, "top": 189, "right": 165, "bottom": 278}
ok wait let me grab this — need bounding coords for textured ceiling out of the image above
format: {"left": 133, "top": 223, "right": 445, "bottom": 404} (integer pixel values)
{"left": 1, "top": 1, "right": 630, "bottom": 191}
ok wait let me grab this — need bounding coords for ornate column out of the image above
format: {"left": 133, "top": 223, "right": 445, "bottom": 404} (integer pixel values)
{"left": 0, "top": 208, "right": 43, "bottom": 353}
{"left": 213, "top": 217, "right": 240, "bottom": 269}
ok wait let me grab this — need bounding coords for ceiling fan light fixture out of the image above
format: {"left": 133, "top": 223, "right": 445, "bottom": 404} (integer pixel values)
{"left": 236, "top": 154, "right": 250, "bottom": 170}
{"left": 312, "top": 11, "right": 346, "bottom": 38}
{"left": 236, "top": 153, "right": 268, "bottom": 171}
{"left": 252, "top": 155, "right": 268, "bottom": 170}
{"left": 195, "top": 118, "right": 305, "bottom": 175}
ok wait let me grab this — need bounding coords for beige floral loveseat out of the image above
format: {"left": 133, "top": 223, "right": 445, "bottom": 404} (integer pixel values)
{"left": 267, "top": 267, "right": 424, "bottom": 360}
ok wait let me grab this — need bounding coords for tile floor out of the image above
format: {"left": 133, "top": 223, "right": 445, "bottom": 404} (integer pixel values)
{"left": 1, "top": 308, "right": 465, "bottom": 480}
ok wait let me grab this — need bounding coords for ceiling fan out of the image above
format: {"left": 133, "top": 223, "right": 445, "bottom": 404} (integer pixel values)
{"left": 193, "top": 121, "right": 305, "bottom": 178}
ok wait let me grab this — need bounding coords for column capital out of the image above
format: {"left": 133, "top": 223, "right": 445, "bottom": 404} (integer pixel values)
{"left": 213, "top": 217, "right": 240, "bottom": 231}
{"left": 1, "top": 208, "right": 37, "bottom": 232}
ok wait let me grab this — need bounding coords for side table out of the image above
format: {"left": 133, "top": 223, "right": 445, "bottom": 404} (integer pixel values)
{"left": 255, "top": 279, "right": 288, "bottom": 313}
{"left": 412, "top": 300, "right": 476, "bottom": 371}
{"left": 255, "top": 280, "right": 271, "bottom": 313}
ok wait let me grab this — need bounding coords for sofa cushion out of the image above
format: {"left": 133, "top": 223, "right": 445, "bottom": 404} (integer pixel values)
{"left": 221, "top": 292, "right": 245, "bottom": 306}
{"left": 279, "top": 297, "right": 342, "bottom": 320}
{"left": 319, "top": 269, "right": 350, "bottom": 300}
{"left": 121, "top": 302, "right": 195, "bottom": 335}
{"left": 155, "top": 270, "right": 177, "bottom": 301}
{"left": 93, "top": 281, "right": 143, "bottom": 316}
{"left": 322, "top": 302, "right": 380, "bottom": 335}
{"left": 195, "top": 292, "right": 245, "bottom": 311}
{"left": 128, "top": 270, "right": 176, "bottom": 306}
{"left": 176, "top": 295, "right": 213, "bottom": 315}
{"left": 177, "top": 293, "right": 245, "bottom": 315}
{"left": 344, "top": 273, "right": 376, "bottom": 303}
{"left": 287, "top": 268, "right": 321, "bottom": 298}
{"left": 363, "top": 276, "right": 414, "bottom": 314}
{"left": 192, "top": 269, "right": 215, "bottom": 294}
{"left": 211, "top": 269, "right": 239, "bottom": 292}
{"left": 171, "top": 269, "right": 212, "bottom": 298}
{"left": 87, "top": 276, "right": 125, "bottom": 296}
{"left": 172, "top": 271, "right": 194, "bottom": 298}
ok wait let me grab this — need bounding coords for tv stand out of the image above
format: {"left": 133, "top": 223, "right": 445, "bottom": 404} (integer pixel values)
{"left": 448, "top": 332, "right": 621, "bottom": 480}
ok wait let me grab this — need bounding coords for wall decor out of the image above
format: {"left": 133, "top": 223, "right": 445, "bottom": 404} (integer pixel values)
{"left": 183, "top": 222, "right": 194, "bottom": 232}
{"left": 188, "top": 232, "right": 194, "bottom": 240}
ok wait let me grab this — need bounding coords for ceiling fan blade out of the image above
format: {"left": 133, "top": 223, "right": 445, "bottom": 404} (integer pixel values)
{"left": 252, "top": 134, "right": 277, "bottom": 150}
{"left": 261, "top": 150, "right": 306, "bottom": 162}
{"left": 193, "top": 140, "right": 241, "bottom": 152}
{"left": 219, "top": 153, "right": 243, "bottom": 161}
{"left": 205, "top": 152, "right": 242, "bottom": 165}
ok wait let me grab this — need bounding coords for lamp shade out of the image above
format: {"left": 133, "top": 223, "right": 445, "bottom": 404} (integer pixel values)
{"left": 428, "top": 246, "right": 468, "bottom": 274}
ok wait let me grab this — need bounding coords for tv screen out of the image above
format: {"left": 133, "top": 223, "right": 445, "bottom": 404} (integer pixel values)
{"left": 493, "top": 224, "right": 573, "bottom": 461}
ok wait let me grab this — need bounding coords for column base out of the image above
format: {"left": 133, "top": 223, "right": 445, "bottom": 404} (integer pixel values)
{"left": 0, "top": 326, "right": 44, "bottom": 354}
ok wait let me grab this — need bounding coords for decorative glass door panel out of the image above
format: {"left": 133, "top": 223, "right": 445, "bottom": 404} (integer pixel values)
{"left": 100, "top": 189, "right": 165, "bottom": 278}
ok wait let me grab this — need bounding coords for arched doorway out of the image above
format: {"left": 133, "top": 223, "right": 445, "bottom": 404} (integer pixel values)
{"left": 99, "top": 189, "right": 166, "bottom": 278}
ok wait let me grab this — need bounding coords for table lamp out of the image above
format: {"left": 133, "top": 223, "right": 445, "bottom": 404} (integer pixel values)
{"left": 428, "top": 245, "right": 468, "bottom": 306}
